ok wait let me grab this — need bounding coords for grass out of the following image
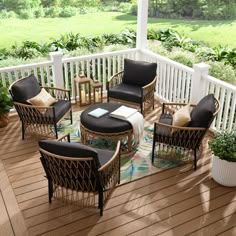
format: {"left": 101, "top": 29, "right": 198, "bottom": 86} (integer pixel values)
{"left": 1, "top": 12, "right": 236, "bottom": 49}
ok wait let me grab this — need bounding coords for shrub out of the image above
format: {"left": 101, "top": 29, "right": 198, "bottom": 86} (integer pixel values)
{"left": 147, "top": 28, "right": 160, "bottom": 40}
{"left": 45, "top": 7, "right": 61, "bottom": 18}
{"left": 0, "top": 10, "right": 17, "bottom": 19}
{"left": 19, "top": 9, "right": 35, "bottom": 19}
{"left": 118, "top": 2, "right": 133, "bottom": 13}
{"left": 34, "top": 7, "right": 45, "bottom": 18}
{"left": 168, "top": 48, "right": 198, "bottom": 67}
{"left": 147, "top": 40, "right": 169, "bottom": 57}
{"left": 208, "top": 61, "right": 236, "bottom": 83}
{"left": 59, "top": 7, "right": 77, "bottom": 17}
{"left": 130, "top": 3, "right": 137, "bottom": 15}
{"left": 209, "top": 131, "right": 236, "bottom": 162}
{"left": 0, "top": 56, "right": 46, "bottom": 68}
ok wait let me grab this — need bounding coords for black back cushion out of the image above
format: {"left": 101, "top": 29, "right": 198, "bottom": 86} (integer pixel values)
{"left": 189, "top": 94, "right": 216, "bottom": 128}
{"left": 122, "top": 59, "right": 157, "bottom": 87}
{"left": 10, "top": 74, "right": 41, "bottom": 103}
{"left": 38, "top": 140, "right": 100, "bottom": 167}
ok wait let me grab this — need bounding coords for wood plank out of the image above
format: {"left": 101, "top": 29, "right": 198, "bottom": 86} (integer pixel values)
{"left": 186, "top": 212, "right": 236, "bottom": 236}
{"left": 27, "top": 171, "right": 216, "bottom": 235}
{"left": 219, "top": 227, "right": 236, "bottom": 236}
{"left": 126, "top": 191, "right": 236, "bottom": 236}
{"left": 0, "top": 191, "right": 15, "bottom": 236}
{"left": 68, "top": 188, "right": 236, "bottom": 236}
{"left": 9, "top": 168, "right": 44, "bottom": 183}
{"left": 0, "top": 160, "right": 29, "bottom": 236}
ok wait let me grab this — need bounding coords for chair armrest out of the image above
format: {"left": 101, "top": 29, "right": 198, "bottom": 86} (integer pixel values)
{"left": 13, "top": 101, "right": 56, "bottom": 122}
{"left": 42, "top": 86, "right": 71, "bottom": 100}
{"left": 155, "top": 121, "right": 205, "bottom": 131}
{"left": 98, "top": 141, "right": 120, "bottom": 172}
{"left": 107, "top": 71, "right": 123, "bottom": 90}
{"left": 56, "top": 133, "right": 70, "bottom": 142}
{"left": 142, "top": 76, "right": 157, "bottom": 98}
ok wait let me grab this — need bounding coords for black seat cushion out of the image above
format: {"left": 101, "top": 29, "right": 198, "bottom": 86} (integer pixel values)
{"left": 155, "top": 113, "right": 173, "bottom": 136}
{"left": 39, "top": 140, "right": 115, "bottom": 168}
{"left": 189, "top": 94, "right": 216, "bottom": 128}
{"left": 122, "top": 59, "right": 157, "bottom": 87}
{"left": 95, "top": 148, "right": 116, "bottom": 167}
{"left": 45, "top": 100, "right": 71, "bottom": 122}
{"left": 108, "top": 83, "right": 142, "bottom": 103}
{"left": 10, "top": 74, "right": 41, "bottom": 104}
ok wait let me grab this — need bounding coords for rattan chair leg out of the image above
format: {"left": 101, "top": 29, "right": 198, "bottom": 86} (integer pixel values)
{"left": 151, "top": 125, "right": 157, "bottom": 164}
{"left": 194, "top": 149, "right": 197, "bottom": 170}
{"left": 48, "top": 179, "right": 53, "bottom": 203}
{"left": 99, "top": 190, "right": 103, "bottom": 216}
{"left": 21, "top": 122, "right": 25, "bottom": 140}
{"left": 70, "top": 110, "right": 73, "bottom": 124}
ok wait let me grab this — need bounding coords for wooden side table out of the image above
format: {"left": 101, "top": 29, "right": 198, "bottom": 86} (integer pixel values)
{"left": 74, "top": 76, "right": 91, "bottom": 106}
{"left": 90, "top": 80, "right": 103, "bottom": 103}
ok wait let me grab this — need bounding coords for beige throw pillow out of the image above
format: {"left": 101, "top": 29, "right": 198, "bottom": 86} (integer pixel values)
{"left": 172, "top": 104, "right": 191, "bottom": 127}
{"left": 27, "top": 88, "right": 57, "bottom": 107}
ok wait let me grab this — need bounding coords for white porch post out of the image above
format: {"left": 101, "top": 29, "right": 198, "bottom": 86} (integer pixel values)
{"left": 50, "top": 51, "right": 64, "bottom": 88}
{"left": 191, "top": 63, "right": 210, "bottom": 104}
{"left": 136, "top": 0, "right": 148, "bottom": 53}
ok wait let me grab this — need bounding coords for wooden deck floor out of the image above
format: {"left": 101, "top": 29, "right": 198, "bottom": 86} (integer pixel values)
{"left": 0, "top": 105, "right": 236, "bottom": 236}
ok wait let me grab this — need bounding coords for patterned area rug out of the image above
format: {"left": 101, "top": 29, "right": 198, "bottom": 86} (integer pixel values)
{"left": 58, "top": 112, "right": 181, "bottom": 185}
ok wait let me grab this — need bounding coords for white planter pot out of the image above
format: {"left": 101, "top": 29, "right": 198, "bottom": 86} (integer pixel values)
{"left": 212, "top": 156, "right": 236, "bottom": 187}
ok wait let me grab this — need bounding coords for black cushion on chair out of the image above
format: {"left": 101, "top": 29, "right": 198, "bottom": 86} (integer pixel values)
{"left": 122, "top": 59, "right": 157, "bottom": 87}
{"left": 95, "top": 148, "right": 115, "bottom": 167}
{"left": 39, "top": 140, "right": 116, "bottom": 168}
{"left": 38, "top": 140, "right": 101, "bottom": 167}
{"left": 10, "top": 74, "right": 41, "bottom": 103}
{"left": 189, "top": 94, "right": 216, "bottom": 128}
{"left": 156, "top": 113, "right": 173, "bottom": 136}
{"left": 44, "top": 100, "right": 71, "bottom": 122}
{"left": 108, "top": 83, "right": 142, "bottom": 103}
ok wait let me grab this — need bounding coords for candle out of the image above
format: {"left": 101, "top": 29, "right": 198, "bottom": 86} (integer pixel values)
{"left": 95, "top": 91, "right": 99, "bottom": 102}
{"left": 81, "top": 90, "right": 86, "bottom": 103}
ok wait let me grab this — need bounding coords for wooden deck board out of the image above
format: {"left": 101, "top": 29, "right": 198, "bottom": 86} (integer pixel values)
{"left": 0, "top": 106, "right": 236, "bottom": 236}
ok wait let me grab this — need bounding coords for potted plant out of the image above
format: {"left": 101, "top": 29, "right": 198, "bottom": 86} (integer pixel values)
{"left": 0, "top": 87, "right": 13, "bottom": 127}
{"left": 209, "top": 131, "right": 236, "bottom": 187}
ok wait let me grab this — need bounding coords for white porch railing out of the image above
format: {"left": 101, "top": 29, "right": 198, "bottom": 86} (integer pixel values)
{"left": 0, "top": 48, "right": 235, "bottom": 132}
{"left": 62, "top": 49, "right": 139, "bottom": 99}
{"left": 0, "top": 61, "right": 53, "bottom": 88}
{"left": 140, "top": 49, "right": 194, "bottom": 104}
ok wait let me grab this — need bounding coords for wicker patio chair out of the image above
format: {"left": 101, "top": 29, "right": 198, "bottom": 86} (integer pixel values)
{"left": 39, "top": 134, "right": 120, "bottom": 216}
{"left": 151, "top": 94, "right": 220, "bottom": 170}
{"left": 107, "top": 58, "right": 157, "bottom": 116}
{"left": 9, "top": 74, "right": 72, "bottom": 139}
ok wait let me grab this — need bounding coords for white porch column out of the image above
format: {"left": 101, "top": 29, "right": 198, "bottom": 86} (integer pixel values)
{"left": 191, "top": 63, "right": 210, "bottom": 104}
{"left": 136, "top": 0, "right": 148, "bottom": 51}
{"left": 50, "top": 51, "right": 64, "bottom": 88}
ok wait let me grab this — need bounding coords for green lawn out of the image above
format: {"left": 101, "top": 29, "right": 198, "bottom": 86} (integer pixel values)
{"left": 1, "top": 12, "right": 236, "bottom": 49}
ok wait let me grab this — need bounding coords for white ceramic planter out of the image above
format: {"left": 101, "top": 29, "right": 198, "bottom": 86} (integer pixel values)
{"left": 212, "top": 156, "right": 236, "bottom": 187}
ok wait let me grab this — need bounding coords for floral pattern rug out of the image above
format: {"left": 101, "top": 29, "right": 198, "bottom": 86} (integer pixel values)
{"left": 58, "top": 112, "right": 181, "bottom": 185}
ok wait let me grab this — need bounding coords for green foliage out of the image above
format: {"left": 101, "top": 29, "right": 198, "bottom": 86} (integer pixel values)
{"left": 118, "top": 2, "right": 132, "bottom": 13}
{"left": 11, "top": 41, "right": 42, "bottom": 59}
{"left": 0, "top": 10, "right": 17, "bottom": 18}
{"left": 59, "top": 6, "right": 77, "bottom": 17}
{"left": 0, "top": 87, "right": 13, "bottom": 114}
{"left": 34, "top": 7, "right": 46, "bottom": 18}
{"left": 209, "top": 131, "right": 236, "bottom": 162}
{"left": 44, "top": 7, "right": 62, "bottom": 17}
{"left": 147, "top": 28, "right": 160, "bottom": 40}
{"left": 168, "top": 48, "right": 198, "bottom": 67}
{"left": 208, "top": 61, "right": 236, "bottom": 83}
{"left": 19, "top": 9, "right": 35, "bottom": 19}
